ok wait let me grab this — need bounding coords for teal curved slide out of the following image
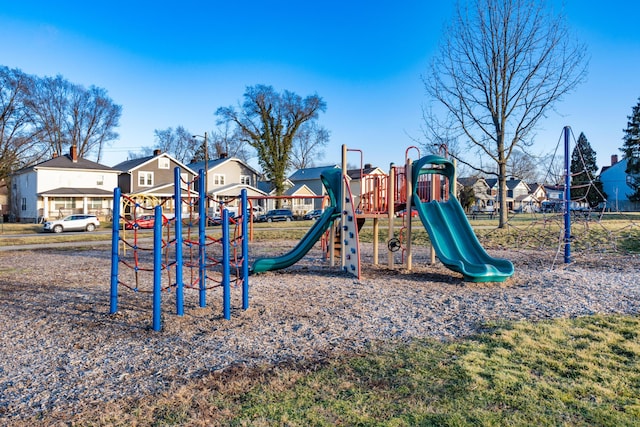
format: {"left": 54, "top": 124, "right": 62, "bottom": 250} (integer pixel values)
{"left": 250, "top": 168, "right": 342, "bottom": 274}
{"left": 411, "top": 155, "right": 514, "bottom": 282}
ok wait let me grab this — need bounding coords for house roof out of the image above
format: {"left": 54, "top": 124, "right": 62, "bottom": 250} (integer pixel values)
{"left": 600, "top": 157, "right": 627, "bottom": 178}
{"left": 458, "top": 176, "right": 489, "bottom": 188}
{"left": 39, "top": 187, "right": 114, "bottom": 197}
{"left": 112, "top": 152, "right": 196, "bottom": 175}
{"left": 346, "top": 166, "right": 384, "bottom": 180}
{"left": 256, "top": 178, "right": 295, "bottom": 195}
{"left": 284, "top": 183, "right": 316, "bottom": 196}
{"left": 188, "top": 157, "right": 261, "bottom": 176}
{"left": 485, "top": 178, "right": 529, "bottom": 191}
{"left": 289, "top": 165, "right": 340, "bottom": 181}
{"left": 14, "top": 154, "right": 114, "bottom": 175}
{"left": 210, "top": 183, "right": 267, "bottom": 197}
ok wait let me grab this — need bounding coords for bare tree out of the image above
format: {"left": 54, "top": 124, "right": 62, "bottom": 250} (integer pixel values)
{"left": 0, "top": 67, "right": 43, "bottom": 182}
{"left": 289, "top": 122, "right": 330, "bottom": 170}
{"left": 423, "top": 0, "right": 587, "bottom": 227}
{"left": 506, "top": 149, "right": 540, "bottom": 182}
{"left": 209, "top": 122, "right": 251, "bottom": 162}
{"left": 216, "top": 84, "right": 326, "bottom": 197}
{"left": 26, "top": 75, "right": 121, "bottom": 161}
{"left": 152, "top": 126, "right": 194, "bottom": 163}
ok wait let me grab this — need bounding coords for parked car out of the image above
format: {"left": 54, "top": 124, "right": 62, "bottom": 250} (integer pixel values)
{"left": 396, "top": 208, "right": 419, "bottom": 218}
{"left": 251, "top": 206, "right": 265, "bottom": 220}
{"left": 257, "top": 209, "right": 294, "bottom": 222}
{"left": 43, "top": 214, "right": 100, "bottom": 233}
{"left": 125, "top": 214, "right": 168, "bottom": 230}
{"left": 303, "top": 209, "right": 323, "bottom": 220}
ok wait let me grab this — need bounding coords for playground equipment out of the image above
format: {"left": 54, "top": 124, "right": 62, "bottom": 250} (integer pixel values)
{"left": 109, "top": 146, "right": 516, "bottom": 332}
{"left": 110, "top": 168, "right": 250, "bottom": 331}
{"left": 341, "top": 144, "right": 513, "bottom": 282}
{"left": 411, "top": 155, "right": 514, "bottom": 282}
{"left": 250, "top": 167, "right": 362, "bottom": 278}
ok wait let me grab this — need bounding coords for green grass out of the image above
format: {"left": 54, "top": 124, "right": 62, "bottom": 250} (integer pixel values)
{"left": 69, "top": 314, "right": 640, "bottom": 426}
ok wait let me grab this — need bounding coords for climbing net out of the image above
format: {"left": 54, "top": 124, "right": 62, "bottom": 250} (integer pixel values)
{"left": 116, "top": 193, "right": 172, "bottom": 293}
{"left": 109, "top": 168, "right": 250, "bottom": 329}
{"left": 176, "top": 173, "right": 249, "bottom": 294}
{"left": 474, "top": 127, "right": 640, "bottom": 267}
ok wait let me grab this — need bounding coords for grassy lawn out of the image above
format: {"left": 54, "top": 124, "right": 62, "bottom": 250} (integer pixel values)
{"left": 70, "top": 314, "right": 640, "bottom": 426}
{"left": 4, "top": 213, "right": 640, "bottom": 253}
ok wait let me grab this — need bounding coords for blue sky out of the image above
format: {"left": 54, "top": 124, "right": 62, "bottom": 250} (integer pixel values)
{"left": 1, "top": 1, "right": 638, "bottom": 175}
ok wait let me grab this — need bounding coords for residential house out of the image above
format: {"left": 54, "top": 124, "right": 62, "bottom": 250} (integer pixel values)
{"left": 257, "top": 179, "right": 316, "bottom": 216}
{"left": 289, "top": 164, "right": 340, "bottom": 210}
{"left": 112, "top": 150, "right": 196, "bottom": 218}
{"left": 522, "top": 183, "right": 547, "bottom": 212}
{"left": 10, "top": 145, "right": 118, "bottom": 223}
{"left": 600, "top": 155, "right": 640, "bottom": 211}
{"left": 542, "top": 184, "right": 565, "bottom": 212}
{"left": 0, "top": 179, "right": 8, "bottom": 221}
{"left": 188, "top": 155, "right": 267, "bottom": 213}
{"left": 486, "top": 178, "right": 531, "bottom": 212}
{"left": 457, "top": 177, "right": 494, "bottom": 212}
{"left": 346, "top": 164, "right": 388, "bottom": 214}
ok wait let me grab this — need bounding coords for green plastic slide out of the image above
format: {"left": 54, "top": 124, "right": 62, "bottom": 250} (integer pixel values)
{"left": 250, "top": 168, "right": 342, "bottom": 274}
{"left": 411, "top": 155, "right": 514, "bottom": 282}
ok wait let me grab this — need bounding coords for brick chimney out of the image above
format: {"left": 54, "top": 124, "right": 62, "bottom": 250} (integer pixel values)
{"left": 611, "top": 154, "right": 618, "bottom": 165}
{"left": 153, "top": 149, "right": 161, "bottom": 156}
{"left": 69, "top": 145, "right": 78, "bottom": 162}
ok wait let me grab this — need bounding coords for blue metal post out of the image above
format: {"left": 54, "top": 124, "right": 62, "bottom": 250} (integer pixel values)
{"left": 174, "top": 167, "right": 184, "bottom": 316}
{"left": 198, "top": 170, "right": 207, "bottom": 307}
{"left": 564, "top": 126, "right": 572, "bottom": 264}
{"left": 152, "top": 205, "right": 163, "bottom": 331}
{"left": 109, "top": 187, "right": 121, "bottom": 314}
{"left": 241, "top": 189, "right": 249, "bottom": 310}
{"left": 222, "top": 209, "right": 231, "bottom": 320}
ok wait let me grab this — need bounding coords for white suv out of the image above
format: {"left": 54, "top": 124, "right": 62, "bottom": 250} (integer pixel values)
{"left": 43, "top": 214, "right": 100, "bottom": 233}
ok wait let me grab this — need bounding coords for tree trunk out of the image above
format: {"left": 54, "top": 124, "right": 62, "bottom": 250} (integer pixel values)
{"left": 498, "top": 162, "right": 508, "bottom": 228}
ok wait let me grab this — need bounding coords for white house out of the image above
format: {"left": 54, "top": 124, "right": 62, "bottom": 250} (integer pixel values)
{"left": 10, "top": 146, "right": 119, "bottom": 223}
{"left": 486, "top": 178, "right": 531, "bottom": 211}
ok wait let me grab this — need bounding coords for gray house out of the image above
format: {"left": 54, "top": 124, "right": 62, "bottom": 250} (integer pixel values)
{"left": 112, "top": 150, "right": 196, "bottom": 217}
{"left": 289, "top": 164, "right": 340, "bottom": 209}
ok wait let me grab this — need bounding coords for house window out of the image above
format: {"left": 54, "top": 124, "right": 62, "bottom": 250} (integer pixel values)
{"left": 213, "top": 174, "right": 225, "bottom": 186}
{"left": 181, "top": 173, "right": 188, "bottom": 190}
{"left": 21, "top": 198, "right": 26, "bottom": 211}
{"left": 88, "top": 198, "right": 103, "bottom": 209}
{"left": 158, "top": 157, "right": 170, "bottom": 169}
{"left": 138, "top": 171, "right": 154, "bottom": 187}
{"left": 52, "top": 197, "right": 74, "bottom": 210}
{"left": 96, "top": 175, "right": 104, "bottom": 186}
{"left": 240, "top": 175, "right": 251, "bottom": 185}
